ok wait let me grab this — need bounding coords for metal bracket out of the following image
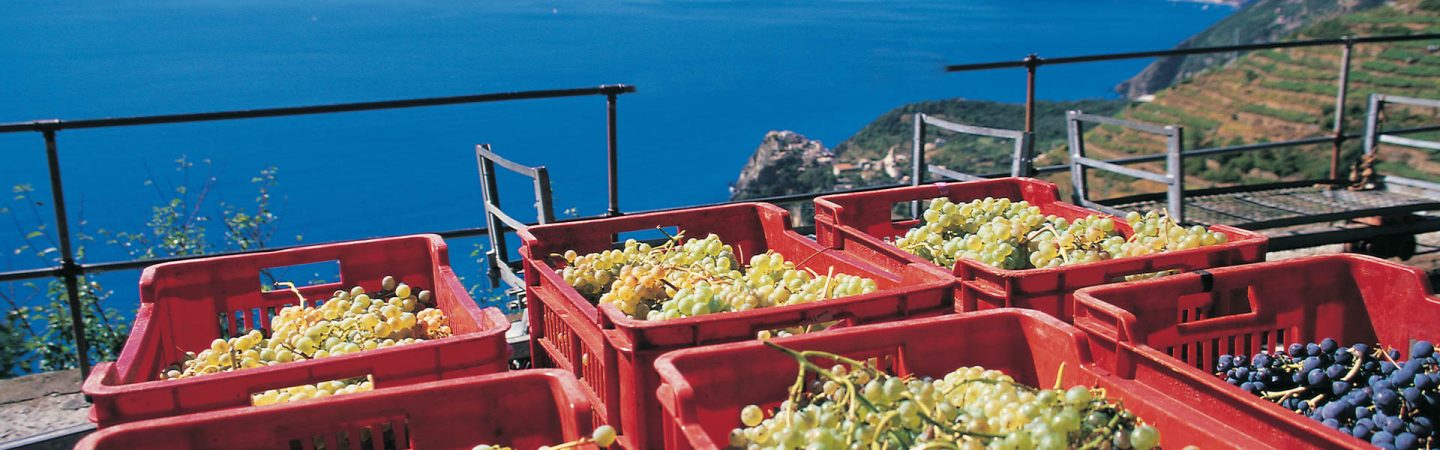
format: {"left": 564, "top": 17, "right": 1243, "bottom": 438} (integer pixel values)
{"left": 476, "top": 144, "right": 556, "bottom": 292}
{"left": 1066, "top": 110, "right": 1185, "bottom": 223}
{"left": 910, "top": 113, "right": 1032, "bottom": 215}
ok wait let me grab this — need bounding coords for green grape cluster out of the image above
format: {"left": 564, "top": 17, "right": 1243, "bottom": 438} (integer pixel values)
{"left": 159, "top": 275, "right": 452, "bottom": 406}
{"left": 729, "top": 342, "right": 1163, "bottom": 450}
{"left": 557, "top": 231, "right": 879, "bottom": 322}
{"left": 471, "top": 425, "right": 617, "bottom": 450}
{"left": 895, "top": 197, "right": 1121, "bottom": 270}
{"left": 896, "top": 197, "right": 1232, "bottom": 273}
{"left": 1120, "top": 210, "right": 1228, "bottom": 255}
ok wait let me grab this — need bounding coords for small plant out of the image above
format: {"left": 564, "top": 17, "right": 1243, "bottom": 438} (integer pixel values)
{"left": 0, "top": 158, "right": 290, "bottom": 377}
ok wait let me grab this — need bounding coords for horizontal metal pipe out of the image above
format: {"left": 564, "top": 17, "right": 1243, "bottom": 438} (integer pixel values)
{"left": 0, "top": 85, "right": 636, "bottom": 133}
{"left": 923, "top": 115, "right": 1025, "bottom": 139}
{"left": 1380, "top": 134, "right": 1440, "bottom": 151}
{"left": 1071, "top": 112, "right": 1174, "bottom": 136}
{"left": 1074, "top": 156, "right": 1172, "bottom": 183}
{"left": 947, "top": 33, "right": 1440, "bottom": 72}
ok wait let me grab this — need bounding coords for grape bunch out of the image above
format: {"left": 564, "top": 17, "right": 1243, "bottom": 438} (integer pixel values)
{"left": 471, "top": 425, "right": 617, "bottom": 450}
{"left": 894, "top": 197, "right": 1230, "bottom": 274}
{"left": 1216, "top": 339, "right": 1439, "bottom": 449}
{"left": 728, "top": 342, "right": 1162, "bottom": 450}
{"left": 557, "top": 231, "right": 879, "bottom": 322}
{"left": 159, "top": 275, "right": 452, "bottom": 406}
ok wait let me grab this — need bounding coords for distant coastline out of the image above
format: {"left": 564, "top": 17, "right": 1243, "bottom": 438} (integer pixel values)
{"left": 1168, "top": 0, "right": 1248, "bottom": 8}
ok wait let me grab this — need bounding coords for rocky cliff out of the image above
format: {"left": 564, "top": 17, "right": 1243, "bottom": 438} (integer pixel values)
{"left": 730, "top": 131, "right": 837, "bottom": 200}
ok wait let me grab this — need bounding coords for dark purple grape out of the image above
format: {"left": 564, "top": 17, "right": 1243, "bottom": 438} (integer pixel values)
{"left": 1354, "top": 343, "right": 1371, "bottom": 355}
{"left": 1390, "top": 349, "right": 1402, "bottom": 360}
{"left": 1323, "top": 418, "right": 1340, "bottom": 429}
{"left": 1332, "top": 380, "right": 1351, "bottom": 396}
{"left": 1402, "top": 387, "right": 1422, "bottom": 404}
{"left": 1415, "top": 373, "right": 1435, "bottom": 390}
{"left": 1253, "top": 353, "right": 1271, "bottom": 367}
{"left": 1289, "top": 343, "right": 1305, "bottom": 357}
{"left": 1321, "top": 338, "right": 1338, "bottom": 353}
{"left": 1354, "top": 421, "right": 1373, "bottom": 439}
{"left": 1326, "top": 364, "right": 1345, "bottom": 379}
{"left": 1303, "top": 357, "right": 1322, "bottom": 373}
{"left": 1407, "top": 418, "right": 1431, "bottom": 436}
{"left": 1384, "top": 416, "right": 1405, "bottom": 434}
{"left": 1356, "top": 406, "right": 1372, "bottom": 420}
{"left": 1382, "top": 361, "right": 1397, "bottom": 375}
{"left": 1377, "top": 389, "right": 1401, "bottom": 413}
{"left": 1335, "top": 350, "right": 1354, "bottom": 365}
{"left": 1235, "top": 367, "right": 1250, "bottom": 380}
{"left": 1394, "top": 432, "right": 1418, "bottom": 450}
{"left": 1373, "top": 430, "right": 1395, "bottom": 445}
{"left": 1307, "top": 343, "right": 1322, "bottom": 356}
{"left": 1308, "top": 369, "right": 1328, "bottom": 386}
{"left": 1321, "top": 401, "right": 1346, "bottom": 419}
{"left": 1413, "top": 341, "right": 1434, "bottom": 360}
{"left": 1217, "top": 354, "right": 1234, "bottom": 372}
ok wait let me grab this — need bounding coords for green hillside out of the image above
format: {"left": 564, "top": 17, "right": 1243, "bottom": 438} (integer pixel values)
{"left": 1117, "top": 0, "right": 1384, "bottom": 98}
{"left": 1071, "top": 0, "right": 1440, "bottom": 199}
{"left": 832, "top": 98, "right": 1129, "bottom": 184}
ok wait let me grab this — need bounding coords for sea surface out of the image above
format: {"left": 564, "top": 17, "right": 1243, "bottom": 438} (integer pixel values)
{"left": 0, "top": 0, "right": 1231, "bottom": 312}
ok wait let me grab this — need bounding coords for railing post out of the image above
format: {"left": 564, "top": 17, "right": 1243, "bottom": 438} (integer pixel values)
{"left": 1024, "top": 54, "right": 1040, "bottom": 175}
{"left": 1330, "top": 37, "right": 1354, "bottom": 181}
{"left": 41, "top": 128, "right": 92, "bottom": 378}
{"left": 476, "top": 145, "right": 506, "bottom": 289}
{"left": 911, "top": 113, "right": 926, "bottom": 218}
{"left": 605, "top": 92, "right": 621, "bottom": 217}
{"left": 533, "top": 167, "right": 556, "bottom": 224}
{"left": 1066, "top": 111, "right": 1089, "bottom": 205}
{"left": 1363, "top": 94, "right": 1384, "bottom": 156}
{"left": 1166, "top": 126, "right": 1186, "bottom": 224}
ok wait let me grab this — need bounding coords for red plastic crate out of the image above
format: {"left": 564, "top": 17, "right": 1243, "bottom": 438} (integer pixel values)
{"left": 518, "top": 202, "right": 954, "bottom": 449}
{"left": 76, "top": 369, "right": 594, "bottom": 450}
{"left": 654, "top": 309, "right": 1255, "bottom": 450}
{"left": 814, "top": 177, "right": 1267, "bottom": 321}
{"left": 1073, "top": 253, "right": 1440, "bottom": 449}
{"left": 84, "top": 234, "right": 511, "bottom": 428}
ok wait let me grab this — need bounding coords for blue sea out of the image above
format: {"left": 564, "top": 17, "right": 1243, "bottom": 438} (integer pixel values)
{"left": 0, "top": 0, "right": 1231, "bottom": 312}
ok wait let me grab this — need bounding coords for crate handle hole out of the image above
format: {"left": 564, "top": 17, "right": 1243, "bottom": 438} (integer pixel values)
{"left": 260, "top": 260, "right": 342, "bottom": 293}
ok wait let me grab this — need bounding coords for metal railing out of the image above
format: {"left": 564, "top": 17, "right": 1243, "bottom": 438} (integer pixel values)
{"left": 0, "top": 84, "right": 635, "bottom": 377}
{"left": 476, "top": 144, "right": 555, "bottom": 294}
{"left": 942, "top": 33, "right": 1440, "bottom": 180}
{"left": 1065, "top": 111, "right": 1186, "bottom": 222}
{"left": 8, "top": 30, "right": 1440, "bottom": 387}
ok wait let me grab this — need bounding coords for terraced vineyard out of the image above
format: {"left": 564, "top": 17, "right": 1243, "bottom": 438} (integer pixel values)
{"left": 1061, "top": 0, "right": 1440, "bottom": 199}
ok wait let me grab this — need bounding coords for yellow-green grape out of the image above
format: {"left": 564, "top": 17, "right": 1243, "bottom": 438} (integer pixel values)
{"left": 159, "top": 276, "right": 451, "bottom": 392}
{"left": 898, "top": 197, "right": 1221, "bottom": 276}
{"left": 560, "top": 232, "right": 880, "bottom": 324}
{"left": 591, "top": 425, "right": 617, "bottom": 447}
{"left": 730, "top": 344, "right": 1166, "bottom": 450}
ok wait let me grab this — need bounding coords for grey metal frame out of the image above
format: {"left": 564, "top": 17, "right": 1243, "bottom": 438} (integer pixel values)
{"left": 476, "top": 144, "right": 555, "bottom": 292}
{"left": 909, "top": 113, "right": 1032, "bottom": 216}
{"left": 1065, "top": 111, "right": 1185, "bottom": 223}
{"left": 1364, "top": 93, "right": 1440, "bottom": 194}
{"left": 912, "top": 113, "right": 1033, "bottom": 183}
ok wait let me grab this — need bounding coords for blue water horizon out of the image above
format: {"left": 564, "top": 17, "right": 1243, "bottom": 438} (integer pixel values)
{"left": 0, "top": 0, "right": 1233, "bottom": 314}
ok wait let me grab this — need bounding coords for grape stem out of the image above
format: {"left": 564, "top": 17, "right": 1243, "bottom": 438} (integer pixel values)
{"left": 1342, "top": 348, "right": 1364, "bottom": 382}
{"left": 1262, "top": 385, "right": 1308, "bottom": 400}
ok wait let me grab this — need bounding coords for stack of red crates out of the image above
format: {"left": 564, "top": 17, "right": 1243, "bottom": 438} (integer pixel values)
{"left": 77, "top": 370, "right": 594, "bottom": 450}
{"left": 519, "top": 202, "right": 955, "bottom": 449}
{"left": 654, "top": 309, "right": 1257, "bottom": 449}
{"left": 813, "top": 177, "right": 1268, "bottom": 321}
{"left": 1074, "top": 253, "right": 1440, "bottom": 448}
{"left": 83, "top": 234, "right": 511, "bottom": 428}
